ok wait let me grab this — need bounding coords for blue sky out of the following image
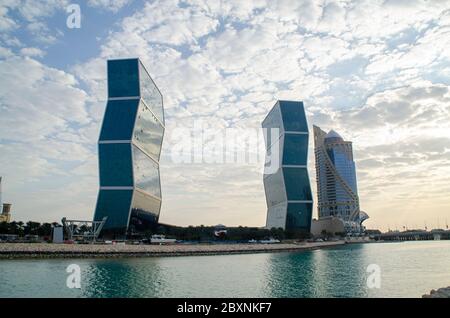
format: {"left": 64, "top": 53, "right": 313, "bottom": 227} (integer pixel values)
{"left": 1, "top": 0, "right": 450, "bottom": 231}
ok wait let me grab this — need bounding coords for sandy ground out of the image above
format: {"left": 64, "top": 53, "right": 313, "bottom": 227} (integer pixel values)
{"left": 0, "top": 241, "right": 345, "bottom": 258}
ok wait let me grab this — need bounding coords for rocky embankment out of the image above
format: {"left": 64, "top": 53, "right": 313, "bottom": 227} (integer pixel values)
{"left": 422, "top": 286, "right": 450, "bottom": 298}
{"left": 0, "top": 241, "right": 345, "bottom": 259}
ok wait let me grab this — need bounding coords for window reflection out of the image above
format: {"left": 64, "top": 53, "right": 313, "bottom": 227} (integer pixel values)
{"left": 133, "top": 101, "right": 164, "bottom": 161}
{"left": 264, "top": 168, "right": 287, "bottom": 206}
{"left": 131, "top": 190, "right": 161, "bottom": 224}
{"left": 139, "top": 63, "right": 164, "bottom": 125}
{"left": 132, "top": 145, "right": 161, "bottom": 198}
{"left": 263, "top": 104, "right": 283, "bottom": 150}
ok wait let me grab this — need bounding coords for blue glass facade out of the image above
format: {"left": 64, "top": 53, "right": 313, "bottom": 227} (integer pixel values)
{"left": 262, "top": 100, "right": 313, "bottom": 232}
{"left": 98, "top": 143, "right": 133, "bottom": 187}
{"left": 94, "top": 190, "right": 134, "bottom": 231}
{"left": 99, "top": 99, "right": 140, "bottom": 141}
{"left": 94, "top": 58, "right": 164, "bottom": 235}
{"left": 313, "top": 126, "right": 368, "bottom": 233}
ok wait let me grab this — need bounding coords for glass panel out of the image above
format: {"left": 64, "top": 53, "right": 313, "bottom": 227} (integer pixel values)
{"left": 283, "top": 167, "right": 312, "bottom": 201}
{"left": 332, "top": 148, "right": 358, "bottom": 195}
{"left": 279, "top": 101, "right": 308, "bottom": 132}
{"left": 139, "top": 62, "right": 164, "bottom": 125}
{"left": 99, "top": 143, "right": 133, "bottom": 186}
{"left": 94, "top": 190, "right": 133, "bottom": 230}
{"left": 282, "top": 134, "right": 308, "bottom": 165}
{"left": 267, "top": 202, "right": 287, "bottom": 229}
{"left": 286, "top": 203, "right": 312, "bottom": 231}
{"left": 263, "top": 168, "right": 287, "bottom": 207}
{"left": 133, "top": 101, "right": 164, "bottom": 160}
{"left": 262, "top": 103, "right": 283, "bottom": 150}
{"left": 264, "top": 135, "right": 282, "bottom": 175}
{"left": 99, "top": 99, "right": 140, "bottom": 141}
{"left": 132, "top": 145, "right": 161, "bottom": 198}
{"left": 108, "top": 59, "right": 140, "bottom": 98}
{"left": 130, "top": 190, "right": 161, "bottom": 230}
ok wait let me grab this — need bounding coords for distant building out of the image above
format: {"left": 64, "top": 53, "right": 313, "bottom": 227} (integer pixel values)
{"left": 312, "top": 126, "right": 368, "bottom": 235}
{"left": 93, "top": 58, "right": 165, "bottom": 236}
{"left": 0, "top": 177, "right": 2, "bottom": 210}
{"left": 262, "top": 101, "right": 313, "bottom": 232}
{"left": 0, "top": 177, "right": 12, "bottom": 223}
{"left": 52, "top": 226, "right": 64, "bottom": 244}
{"left": 0, "top": 203, "right": 12, "bottom": 223}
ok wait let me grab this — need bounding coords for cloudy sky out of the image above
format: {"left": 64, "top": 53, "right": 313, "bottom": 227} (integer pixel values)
{"left": 0, "top": 0, "right": 449, "bottom": 231}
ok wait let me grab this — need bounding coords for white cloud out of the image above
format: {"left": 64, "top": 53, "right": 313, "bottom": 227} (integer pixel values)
{"left": 0, "top": 56, "right": 91, "bottom": 175}
{"left": 87, "top": 0, "right": 132, "bottom": 12}
{"left": 311, "top": 82, "right": 450, "bottom": 229}
{"left": 19, "top": 47, "right": 45, "bottom": 57}
{"left": 2, "top": 0, "right": 450, "bottom": 230}
{"left": 0, "top": 46, "right": 14, "bottom": 58}
{"left": 0, "top": 0, "right": 68, "bottom": 47}
{"left": 0, "top": 5, "right": 18, "bottom": 31}
{"left": 16, "top": 0, "right": 68, "bottom": 22}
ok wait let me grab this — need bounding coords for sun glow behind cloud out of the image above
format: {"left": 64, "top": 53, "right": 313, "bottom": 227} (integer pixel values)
{"left": 0, "top": 0, "right": 449, "bottom": 231}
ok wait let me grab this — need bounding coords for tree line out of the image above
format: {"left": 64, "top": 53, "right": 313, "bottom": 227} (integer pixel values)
{"left": 1, "top": 221, "right": 312, "bottom": 241}
{"left": 0, "top": 221, "right": 59, "bottom": 237}
{"left": 139, "top": 225, "right": 311, "bottom": 241}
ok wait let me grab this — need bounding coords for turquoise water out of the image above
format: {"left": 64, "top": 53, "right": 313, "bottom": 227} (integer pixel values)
{"left": 1, "top": 241, "right": 450, "bottom": 298}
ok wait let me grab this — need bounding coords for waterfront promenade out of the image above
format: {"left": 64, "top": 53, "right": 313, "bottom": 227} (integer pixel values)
{"left": 0, "top": 241, "right": 345, "bottom": 259}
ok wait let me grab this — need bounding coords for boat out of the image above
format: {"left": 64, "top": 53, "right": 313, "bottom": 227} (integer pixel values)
{"left": 150, "top": 234, "right": 177, "bottom": 244}
{"left": 259, "top": 238, "right": 280, "bottom": 244}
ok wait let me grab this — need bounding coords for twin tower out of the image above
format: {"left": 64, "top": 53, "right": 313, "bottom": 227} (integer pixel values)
{"left": 94, "top": 59, "right": 364, "bottom": 236}
{"left": 93, "top": 59, "right": 164, "bottom": 235}
{"left": 263, "top": 101, "right": 367, "bottom": 234}
{"left": 262, "top": 101, "right": 313, "bottom": 232}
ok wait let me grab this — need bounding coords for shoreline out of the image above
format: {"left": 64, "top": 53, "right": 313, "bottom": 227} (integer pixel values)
{"left": 0, "top": 241, "right": 346, "bottom": 259}
{"left": 423, "top": 286, "right": 450, "bottom": 298}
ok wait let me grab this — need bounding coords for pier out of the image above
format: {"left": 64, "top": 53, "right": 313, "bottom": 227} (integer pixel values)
{"left": 0, "top": 241, "right": 346, "bottom": 259}
{"left": 376, "top": 230, "right": 450, "bottom": 241}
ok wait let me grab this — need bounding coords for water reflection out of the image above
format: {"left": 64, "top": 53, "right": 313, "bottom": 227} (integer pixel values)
{"left": 2, "top": 241, "right": 450, "bottom": 298}
{"left": 82, "top": 258, "right": 166, "bottom": 298}
{"left": 263, "top": 245, "right": 369, "bottom": 297}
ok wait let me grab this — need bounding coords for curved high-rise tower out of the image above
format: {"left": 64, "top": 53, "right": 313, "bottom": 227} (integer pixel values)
{"left": 262, "top": 101, "right": 313, "bottom": 232}
{"left": 313, "top": 125, "right": 368, "bottom": 233}
{"left": 94, "top": 58, "right": 164, "bottom": 235}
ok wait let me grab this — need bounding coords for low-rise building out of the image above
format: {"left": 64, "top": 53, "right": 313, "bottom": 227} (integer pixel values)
{"left": 0, "top": 203, "right": 12, "bottom": 223}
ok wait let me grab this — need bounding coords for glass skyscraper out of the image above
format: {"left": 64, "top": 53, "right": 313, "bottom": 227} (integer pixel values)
{"left": 93, "top": 58, "right": 164, "bottom": 235}
{"left": 313, "top": 125, "right": 368, "bottom": 233}
{"left": 262, "top": 101, "right": 313, "bottom": 232}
